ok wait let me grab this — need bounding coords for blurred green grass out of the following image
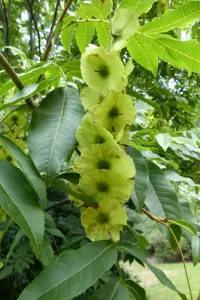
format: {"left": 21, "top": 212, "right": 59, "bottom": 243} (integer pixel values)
{"left": 123, "top": 262, "right": 200, "bottom": 300}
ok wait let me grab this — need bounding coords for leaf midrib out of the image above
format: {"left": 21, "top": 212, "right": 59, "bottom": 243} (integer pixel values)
{"left": 136, "top": 31, "right": 200, "bottom": 65}
{"left": 143, "top": 5, "right": 200, "bottom": 33}
{"left": 33, "top": 243, "right": 114, "bottom": 299}
{"left": 46, "top": 88, "right": 67, "bottom": 179}
{"left": 0, "top": 183, "right": 37, "bottom": 250}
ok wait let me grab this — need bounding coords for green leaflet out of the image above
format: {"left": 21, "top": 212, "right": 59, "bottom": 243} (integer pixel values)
{"left": 76, "top": 22, "right": 95, "bottom": 53}
{"left": 142, "top": 1, "right": 200, "bottom": 34}
{"left": 168, "top": 219, "right": 197, "bottom": 236}
{"left": 61, "top": 16, "right": 77, "bottom": 53}
{"left": 155, "top": 133, "right": 172, "bottom": 151}
{"left": 127, "top": 32, "right": 158, "bottom": 76}
{"left": 179, "top": 200, "right": 200, "bottom": 234}
{"left": 28, "top": 87, "right": 84, "bottom": 181}
{"left": 152, "top": 34, "right": 200, "bottom": 75}
{"left": 192, "top": 236, "right": 200, "bottom": 266}
{"left": 5, "top": 230, "right": 24, "bottom": 266}
{"left": 0, "top": 78, "right": 59, "bottom": 111}
{"left": 145, "top": 161, "right": 181, "bottom": 220}
{"left": 61, "top": 24, "right": 76, "bottom": 53}
{"left": 38, "top": 236, "right": 54, "bottom": 267}
{"left": 125, "top": 224, "right": 147, "bottom": 250}
{"left": 18, "top": 241, "right": 117, "bottom": 300}
{"left": 120, "top": 0, "right": 157, "bottom": 16}
{"left": 56, "top": 171, "right": 80, "bottom": 184}
{"left": 145, "top": 161, "right": 182, "bottom": 248}
{"left": 125, "top": 280, "right": 147, "bottom": 300}
{"left": 117, "top": 243, "right": 187, "bottom": 300}
{"left": 88, "top": 277, "right": 129, "bottom": 300}
{"left": 164, "top": 170, "right": 197, "bottom": 186}
{"left": 96, "top": 22, "right": 110, "bottom": 48}
{"left": 128, "top": 32, "right": 200, "bottom": 75}
{"left": 0, "top": 63, "right": 59, "bottom": 97}
{"left": 78, "top": 0, "right": 112, "bottom": 19}
{"left": 126, "top": 146, "right": 149, "bottom": 212}
{"left": 0, "top": 161, "right": 44, "bottom": 255}
{"left": 0, "top": 135, "right": 47, "bottom": 208}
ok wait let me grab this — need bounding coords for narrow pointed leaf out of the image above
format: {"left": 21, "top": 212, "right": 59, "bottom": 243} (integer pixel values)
{"left": 143, "top": 1, "right": 200, "bottom": 34}
{"left": 0, "top": 63, "right": 58, "bottom": 97}
{"left": 180, "top": 200, "right": 200, "bottom": 232}
{"left": 0, "top": 78, "right": 58, "bottom": 111}
{"left": 18, "top": 241, "right": 117, "bottom": 300}
{"left": 76, "top": 22, "right": 95, "bottom": 53}
{"left": 145, "top": 161, "right": 181, "bottom": 220}
{"left": 126, "top": 146, "right": 149, "bottom": 212}
{"left": 0, "top": 135, "right": 47, "bottom": 208}
{"left": 129, "top": 32, "right": 200, "bottom": 75}
{"left": 125, "top": 225, "right": 147, "bottom": 249}
{"left": 0, "top": 161, "right": 44, "bottom": 254}
{"left": 125, "top": 280, "right": 147, "bottom": 300}
{"left": 88, "top": 277, "right": 129, "bottom": 300}
{"left": 117, "top": 243, "right": 187, "bottom": 300}
{"left": 38, "top": 236, "right": 54, "bottom": 267}
{"left": 120, "top": 0, "right": 157, "bottom": 16}
{"left": 155, "top": 133, "right": 172, "bottom": 151}
{"left": 151, "top": 34, "right": 200, "bottom": 74}
{"left": 28, "top": 87, "right": 84, "bottom": 181}
{"left": 145, "top": 161, "right": 181, "bottom": 247}
{"left": 78, "top": 0, "right": 112, "bottom": 19}
{"left": 192, "top": 236, "right": 200, "bottom": 266}
{"left": 5, "top": 230, "right": 24, "bottom": 265}
{"left": 61, "top": 24, "right": 76, "bottom": 54}
{"left": 168, "top": 219, "right": 197, "bottom": 236}
{"left": 96, "top": 22, "right": 110, "bottom": 48}
{"left": 91, "top": 0, "right": 113, "bottom": 19}
{"left": 57, "top": 171, "right": 80, "bottom": 184}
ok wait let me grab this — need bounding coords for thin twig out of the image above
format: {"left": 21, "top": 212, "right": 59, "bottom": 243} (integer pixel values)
{"left": 76, "top": 148, "right": 81, "bottom": 156}
{"left": 116, "top": 258, "right": 123, "bottom": 281}
{"left": 0, "top": 52, "right": 35, "bottom": 110}
{"left": 42, "top": 0, "right": 75, "bottom": 61}
{"left": 47, "top": 0, "right": 61, "bottom": 43}
{"left": 0, "top": 0, "right": 9, "bottom": 56}
{"left": 45, "top": 198, "right": 69, "bottom": 211}
{"left": 26, "top": 0, "right": 42, "bottom": 60}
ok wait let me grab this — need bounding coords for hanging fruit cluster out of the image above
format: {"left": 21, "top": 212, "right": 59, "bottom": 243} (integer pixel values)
{"left": 69, "top": 44, "right": 136, "bottom": 242}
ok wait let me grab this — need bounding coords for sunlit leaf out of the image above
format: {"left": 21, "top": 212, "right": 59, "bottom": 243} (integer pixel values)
{"left": 143, "top": 1, "right": 200, "bottom": 34}
{"left": 155, "top": 133, "right": 172, "bottom": 151}
{"left": 76, "top": 22, "right": 95, "bottom": 53}
{"left": 120, "top": 0, "right": 157, "bottom": 16}
{"left": 127, "top": 32, "right": 158, "bottom": 76}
